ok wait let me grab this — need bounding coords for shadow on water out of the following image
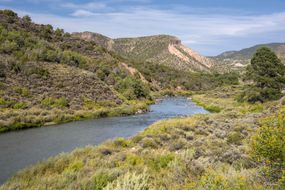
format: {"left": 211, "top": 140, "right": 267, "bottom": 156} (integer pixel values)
{"left": 0, "top": 97, "right": 207, "bottom": 184}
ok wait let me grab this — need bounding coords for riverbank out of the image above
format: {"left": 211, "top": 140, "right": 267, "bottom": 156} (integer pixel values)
{"left": 1, "top": 86, "right": 284, "bottom": 189}
{"left": 0, "top": 97, "right": 206, "bottom": 184}
{"left": 0, "top": 89, "right": 197, "bottom": 133}
{"left": 0, "top": 99, "right": 153, "bottom": 133}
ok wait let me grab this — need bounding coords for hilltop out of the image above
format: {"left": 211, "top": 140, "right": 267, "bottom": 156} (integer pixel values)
{"left": 212, "top": 43, "right": 285, "bottom": 72}
{"left": 73, "top": 32, "right": 214, "bottom": 72}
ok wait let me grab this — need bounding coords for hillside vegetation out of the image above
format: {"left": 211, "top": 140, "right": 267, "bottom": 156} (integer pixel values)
{"left": 0, "top": 10, "right": 152, "bottom": 132}
{"left": 73, "top": 32, "right": 213, "bottom": 72}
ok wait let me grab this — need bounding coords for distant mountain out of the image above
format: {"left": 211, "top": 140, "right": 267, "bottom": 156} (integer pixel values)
{"left": 72, "top": 32, "right": 113, "bottom": 50}
{"left": 212, "top": 43, "right": 285, "bottom": 72}
{"left": 73, "top": 32, "right": 213, "bottom": 72}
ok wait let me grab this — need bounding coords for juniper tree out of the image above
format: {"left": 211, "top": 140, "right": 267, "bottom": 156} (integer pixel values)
{"left": 241, "top": 47, "right": 285, "bottom": 102}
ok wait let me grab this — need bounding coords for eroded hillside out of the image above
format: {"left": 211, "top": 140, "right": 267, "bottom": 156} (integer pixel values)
{"left": 73, "top": 33, "right": 214, "bottom": 72}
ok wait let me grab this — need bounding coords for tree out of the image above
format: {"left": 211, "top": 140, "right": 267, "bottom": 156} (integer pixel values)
{"left": 55, "top": 28, "right": 64, "bottom": 41}
{"left": 115, "top": 77, "right": 150, "bottom": 100}
{"left": 41, "top": 24, "right": 53, "bottom": 40}
{"left": 240, "top": 47, "right": 285, "bottom": 103}
{"left": 0, "top": 9, "right": 17, "bottom": 17}
{"left": 0, "top": 10, "right": 17, "bottom": 23}
{"left": 22, "top": 15, "right": 31, "bottom": 23}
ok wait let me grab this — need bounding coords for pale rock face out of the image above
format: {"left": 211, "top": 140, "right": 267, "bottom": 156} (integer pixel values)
{"left": 234, "top": 63, "right": 246, "bottom": 67}
{"left": 168, "top": 44, "right": 214, "bottom": 71}
{"left": 177, "top": 45, "right": 214, "bottom": 68}
{"left": 74, "top": 32, "right": 94, "bottom": 41}
{"left": 168, "top": 44, "right": 190, "bottom": 63}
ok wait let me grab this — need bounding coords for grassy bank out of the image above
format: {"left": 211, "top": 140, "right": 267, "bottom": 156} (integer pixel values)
{"left": 0, "top": 99, "right": 152, "bottom": 133}
{"left": 191, "top": 86, "right": 265, "bottom": 114}
{"left": 1, "top": 86, "right": 284, "bottom": 189}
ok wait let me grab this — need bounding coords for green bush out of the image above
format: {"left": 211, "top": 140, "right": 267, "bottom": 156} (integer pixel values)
{"left": 28, "top": 67, "right": 49, "bottom": 77}
{"left": 0, "top": 97, "right": 15, "bottom": 107}
{"left": 54, "top": 97, "right": 68, "bottom": 108}
{"left": 13, "top": 86, "right": 30, "bottom": 97}
{"left": 195, "top": 165, "right": 259, "bottom": 190}
{"left": 13, "top": 102, "right": 28, "bottom": 109}
{"left": 115, "top": 77, "right": 150, "bottom": 100}
{"left": 141, "top": 137, "right": 157, "bottom": 149}
{"left": 61, "top": 50, "right": 88, "bottom": 67}
{"left": 0, "top": 40, "right": 18, "bottom": 54}
{"left": 251, "top": 108, "right": 285, "bottom": 184}
{"left": 148, "top": 154, "right": 175, "bottom": 171}
{"left": 22, "top": 15, "right": 31, "bottom": 23}
{"left": 114, "top": 138, "right": 130, "bottom": 148}
{"left": 41, "top": 97, "right": 68, "bottom": 108}
{"left": 227, "top": 131, "right": 242, "bottom": 145}
{"left": 0, "top": 9, "right": 18, "bottom": 17}
{"left": 92, "top": 173, "right": 111, "bottom": 190}
{"left": 64, "top": 160, "right": 84, "bottom": 173}
{"left": 0, "top": 97, "right": 7, "bottom": 105}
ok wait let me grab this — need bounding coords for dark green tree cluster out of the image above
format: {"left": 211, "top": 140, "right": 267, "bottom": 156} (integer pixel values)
{"left": 115, "top": 77, "right": 150, "bottom": 100}
{"left": 239, "top": 47, "right": 285, "bottom": 103}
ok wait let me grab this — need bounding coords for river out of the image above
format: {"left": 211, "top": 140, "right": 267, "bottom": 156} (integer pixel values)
{"left": 0, "top": 97, "right": 207, "bottom": 184}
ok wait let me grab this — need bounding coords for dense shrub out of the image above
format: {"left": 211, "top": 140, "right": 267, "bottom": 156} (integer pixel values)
{"left": 227, "top": 131, "right": 242, "bottom": 145}
{"left": 92, "top": 173, "right": 111, "bottom": 190}
{"left": 251, "top": 108, "right": 285, "bottom": 186}
{"left": 0, "top": 9, "right": 17, "bottom": 17}
{"left": 13, "top": 86, "right": 30, "bottom": 97}
{"left": 41, "top": 97, "right": 69, "bottom": 108}
{"left": 12, "top": 102, "right": 28, "bottom": 109}
{"left": 61, "top": 50, "right": 88, "bottom": 67}
{"left": 22, "top": 15, "right": 31, "bottom": 23}
{"left": 115, "top": 77, "right": 150, "bottom": 100}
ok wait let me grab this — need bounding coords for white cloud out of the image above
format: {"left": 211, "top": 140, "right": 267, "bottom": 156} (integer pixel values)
{"left": 14, "top": 6, "right": 285, "bottom": 55}
{"left": 62, "top": 1, "right": 106, "bottom": 11}
{"left": 71, "top": 10, "right": 96, "bottom": 17}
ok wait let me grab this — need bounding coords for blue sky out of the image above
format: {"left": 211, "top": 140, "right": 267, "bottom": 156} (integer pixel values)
{"left": 1, "top": 0, "right": 285, "bottom": 55}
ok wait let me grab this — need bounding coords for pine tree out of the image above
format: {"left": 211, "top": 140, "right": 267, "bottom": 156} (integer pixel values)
{"left": 241, "top": 47, "right": 285, "bottom": 102}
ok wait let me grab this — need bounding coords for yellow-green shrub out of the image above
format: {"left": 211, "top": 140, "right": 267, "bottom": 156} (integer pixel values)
{"left": 250, "top": 107, "right": 285, "bottom": 184}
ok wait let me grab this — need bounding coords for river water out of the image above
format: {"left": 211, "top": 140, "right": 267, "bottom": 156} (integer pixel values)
{"left": 0, "top": 97, "right": 207, "bottom": 184}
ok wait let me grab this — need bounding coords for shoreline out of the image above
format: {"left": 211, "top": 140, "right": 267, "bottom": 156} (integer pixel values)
{"left": 0, "top": 99, "right": 153, "bottom": 134}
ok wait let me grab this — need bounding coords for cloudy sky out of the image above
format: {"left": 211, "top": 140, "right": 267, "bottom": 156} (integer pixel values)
{"left": 1, "top": 0, "right": 285, "bottom": 55}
